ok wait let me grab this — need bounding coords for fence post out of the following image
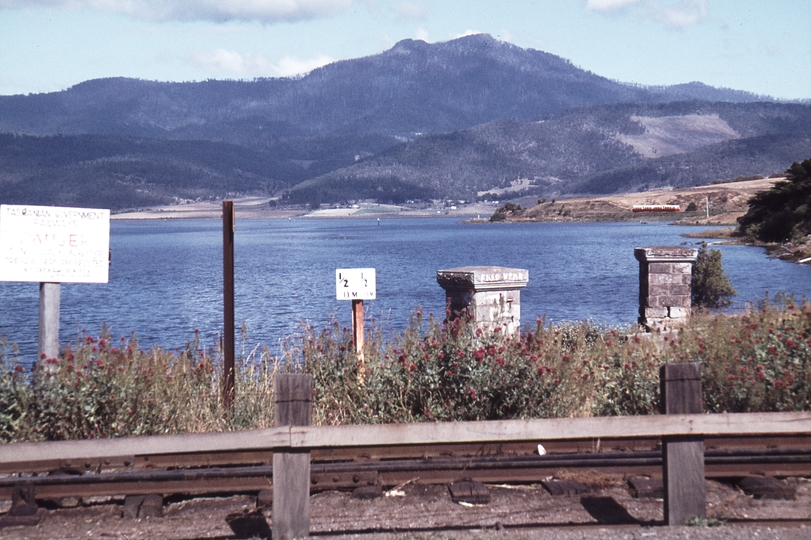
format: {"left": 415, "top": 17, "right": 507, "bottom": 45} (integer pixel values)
{"left": 273, "top": 374, "right": 312, "bottom": 540}
{"left": 660, "top": 362, "right": 705, "bottom": 525}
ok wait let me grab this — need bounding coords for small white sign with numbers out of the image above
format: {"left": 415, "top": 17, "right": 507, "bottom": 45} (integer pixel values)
{"left": 336, "top": 268, "right": 376, "bottom": 300}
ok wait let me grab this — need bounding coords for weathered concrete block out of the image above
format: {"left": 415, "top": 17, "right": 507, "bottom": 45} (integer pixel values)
{"left": 639, "top": 307, "right": 668, "bottom": 319}
{"left": 667, "top": 285, "right": 691, "bottom": 297}
{"left": 668, "top": 307, "right": 690, "bottom": 318}
{"left": 651, "top": 296, "right": 692, "bottom": 309}
{"left": 644, "top": 307, "right": 668, "bottom": 318}
{"left": 649, "top": 273, "right": 681, "bottom": 286}
{"left": 648, "top": 263, "right": 675, "bottom": 274}
{"left": 650, "top": 262, "right": 692, "bottom": 275}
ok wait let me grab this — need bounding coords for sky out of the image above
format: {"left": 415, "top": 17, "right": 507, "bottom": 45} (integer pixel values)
{"left": 0, "top": 0, "right": 809, "bottom": 100}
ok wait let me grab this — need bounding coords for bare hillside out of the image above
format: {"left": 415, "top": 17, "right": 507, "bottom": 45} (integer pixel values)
{"left": 518, "top": 178, "right": 777, "bottom": 225}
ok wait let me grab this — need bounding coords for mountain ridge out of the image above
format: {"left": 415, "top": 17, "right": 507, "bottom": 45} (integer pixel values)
{"left": 0, "top": 34, "right": 807, "bottom": 209}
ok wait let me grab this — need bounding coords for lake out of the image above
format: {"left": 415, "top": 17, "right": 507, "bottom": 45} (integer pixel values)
{"left": 1, "top": 217, "right": 809, "bottom": 365}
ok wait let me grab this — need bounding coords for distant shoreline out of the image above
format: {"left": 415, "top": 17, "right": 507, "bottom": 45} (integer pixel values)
{"left": 111, "top": 199, "right": 497, "bottom": 221}
{"left": 110, "top": 177, "right": 778, "bottom": 225}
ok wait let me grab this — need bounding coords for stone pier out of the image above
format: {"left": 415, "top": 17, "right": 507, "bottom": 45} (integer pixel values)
{"left": 635, "top": 246, "right": 698, "bottom": 331}
{"left": 436, "top": 266, "right": 529, "bottom": 335}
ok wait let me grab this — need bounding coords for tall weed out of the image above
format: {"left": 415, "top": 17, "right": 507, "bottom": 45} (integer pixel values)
{"left": 0, "top": 298, "right": 808, "bottom": 442}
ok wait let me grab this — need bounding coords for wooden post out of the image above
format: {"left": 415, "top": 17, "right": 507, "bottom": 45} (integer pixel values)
{"left": 660, "top": 362, "right": 705, "bottom": 525}
{"left": 273, "top": 374, "right": 312, "bottom": 540}
{"left": 352, "top": 299, "right": 365, "bottom": 384}
{"left": 38, "top": 282, "right": 60, "bottom": 367}
{"left": 222, "top": 201, "right": 235, "bottom": 409}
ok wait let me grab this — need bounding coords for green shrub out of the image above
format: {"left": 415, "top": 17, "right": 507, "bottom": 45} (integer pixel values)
{"left": 692, "top": 243, "right": 736, "bottom": 309}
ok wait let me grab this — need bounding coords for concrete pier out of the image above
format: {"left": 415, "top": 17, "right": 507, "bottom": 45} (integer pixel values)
{"left": 436, "top": 266, "right": 528, "bottom": 334}
{"left": 635, "top": 246, "right": 698, "bottom": 331}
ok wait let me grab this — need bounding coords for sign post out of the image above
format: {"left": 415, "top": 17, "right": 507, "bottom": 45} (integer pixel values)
{"left": 0, "top": 205, "right": 110, "bottom": 365}
{"left": 38, "top": 283, "right": 60, "bottom": 362}
{"left": 335, "top": 268, "right": 375, "bottom": 384}
{"left": 222, "top": 201, "right": 235, "bottom": 409}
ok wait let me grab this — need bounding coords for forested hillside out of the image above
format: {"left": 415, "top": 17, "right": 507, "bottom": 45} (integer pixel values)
{"left": 0, "top": 134, "right": 299, "bottom": 209}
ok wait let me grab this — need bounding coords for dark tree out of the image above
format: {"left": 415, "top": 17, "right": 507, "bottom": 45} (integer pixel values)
{"left": 736, "top": 159, "right": 811, "bottom": 242}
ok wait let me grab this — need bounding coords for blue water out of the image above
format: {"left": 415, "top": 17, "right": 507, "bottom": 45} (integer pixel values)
{"left": 1, "top": 217, "right": 809, "bottom": 364}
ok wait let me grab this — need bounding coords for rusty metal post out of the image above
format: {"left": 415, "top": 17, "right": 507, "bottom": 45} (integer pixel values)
{"left": 222, "top": 201, "right": 235, "bottom": 409}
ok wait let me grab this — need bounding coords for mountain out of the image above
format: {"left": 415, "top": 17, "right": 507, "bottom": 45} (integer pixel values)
{"left": 286, "top": 101, "right": 811, "bottom": 203}
{"left": 0, "top": 35, "right": 764, "bottom": 141}
{"left": 0, "top": 34, "right": 803, "bottom": 209}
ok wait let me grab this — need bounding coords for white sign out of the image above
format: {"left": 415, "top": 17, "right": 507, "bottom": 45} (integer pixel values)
{"left": 0, "top": 204, "right": 111, "bottom": 283}
{"left": 336, "top": 268, "right": 376, "bottom": 300}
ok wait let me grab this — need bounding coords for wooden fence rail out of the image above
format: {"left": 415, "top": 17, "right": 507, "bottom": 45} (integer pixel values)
{"left": 2, "top": 411, "right": 810, "bottom": 468}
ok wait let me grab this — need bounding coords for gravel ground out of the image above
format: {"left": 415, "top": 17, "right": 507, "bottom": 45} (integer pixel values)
{"left": 0, "top": 477, "right": 809, "bottom": 539}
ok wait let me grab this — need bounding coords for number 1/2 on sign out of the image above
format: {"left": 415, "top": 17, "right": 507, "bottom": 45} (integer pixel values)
{"left": 335, "top": 268, "right": 376, "bottom": 300}
{"left": 335, "top": 268, "right": 375, "bottom": 385}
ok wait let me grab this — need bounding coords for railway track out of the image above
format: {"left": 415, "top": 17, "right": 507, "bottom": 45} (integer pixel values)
{"left": 1, "top": 435, "right": 809, "bottom": 502}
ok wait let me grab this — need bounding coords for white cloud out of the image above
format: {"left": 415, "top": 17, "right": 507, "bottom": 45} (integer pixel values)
{"left": 191, "top": 49, "right": 333, "bottom": 77}
{"left": 586, "top": 0, "right": 708, "bottom": 28}
{"left": 0, "top": 0, "right": 354, "bottom": 23}
{"left": 414, "top": 27, "right": 429, "bottom": 41}
{"left": 392, "top": 1, "right": 426, "bottom": 20}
